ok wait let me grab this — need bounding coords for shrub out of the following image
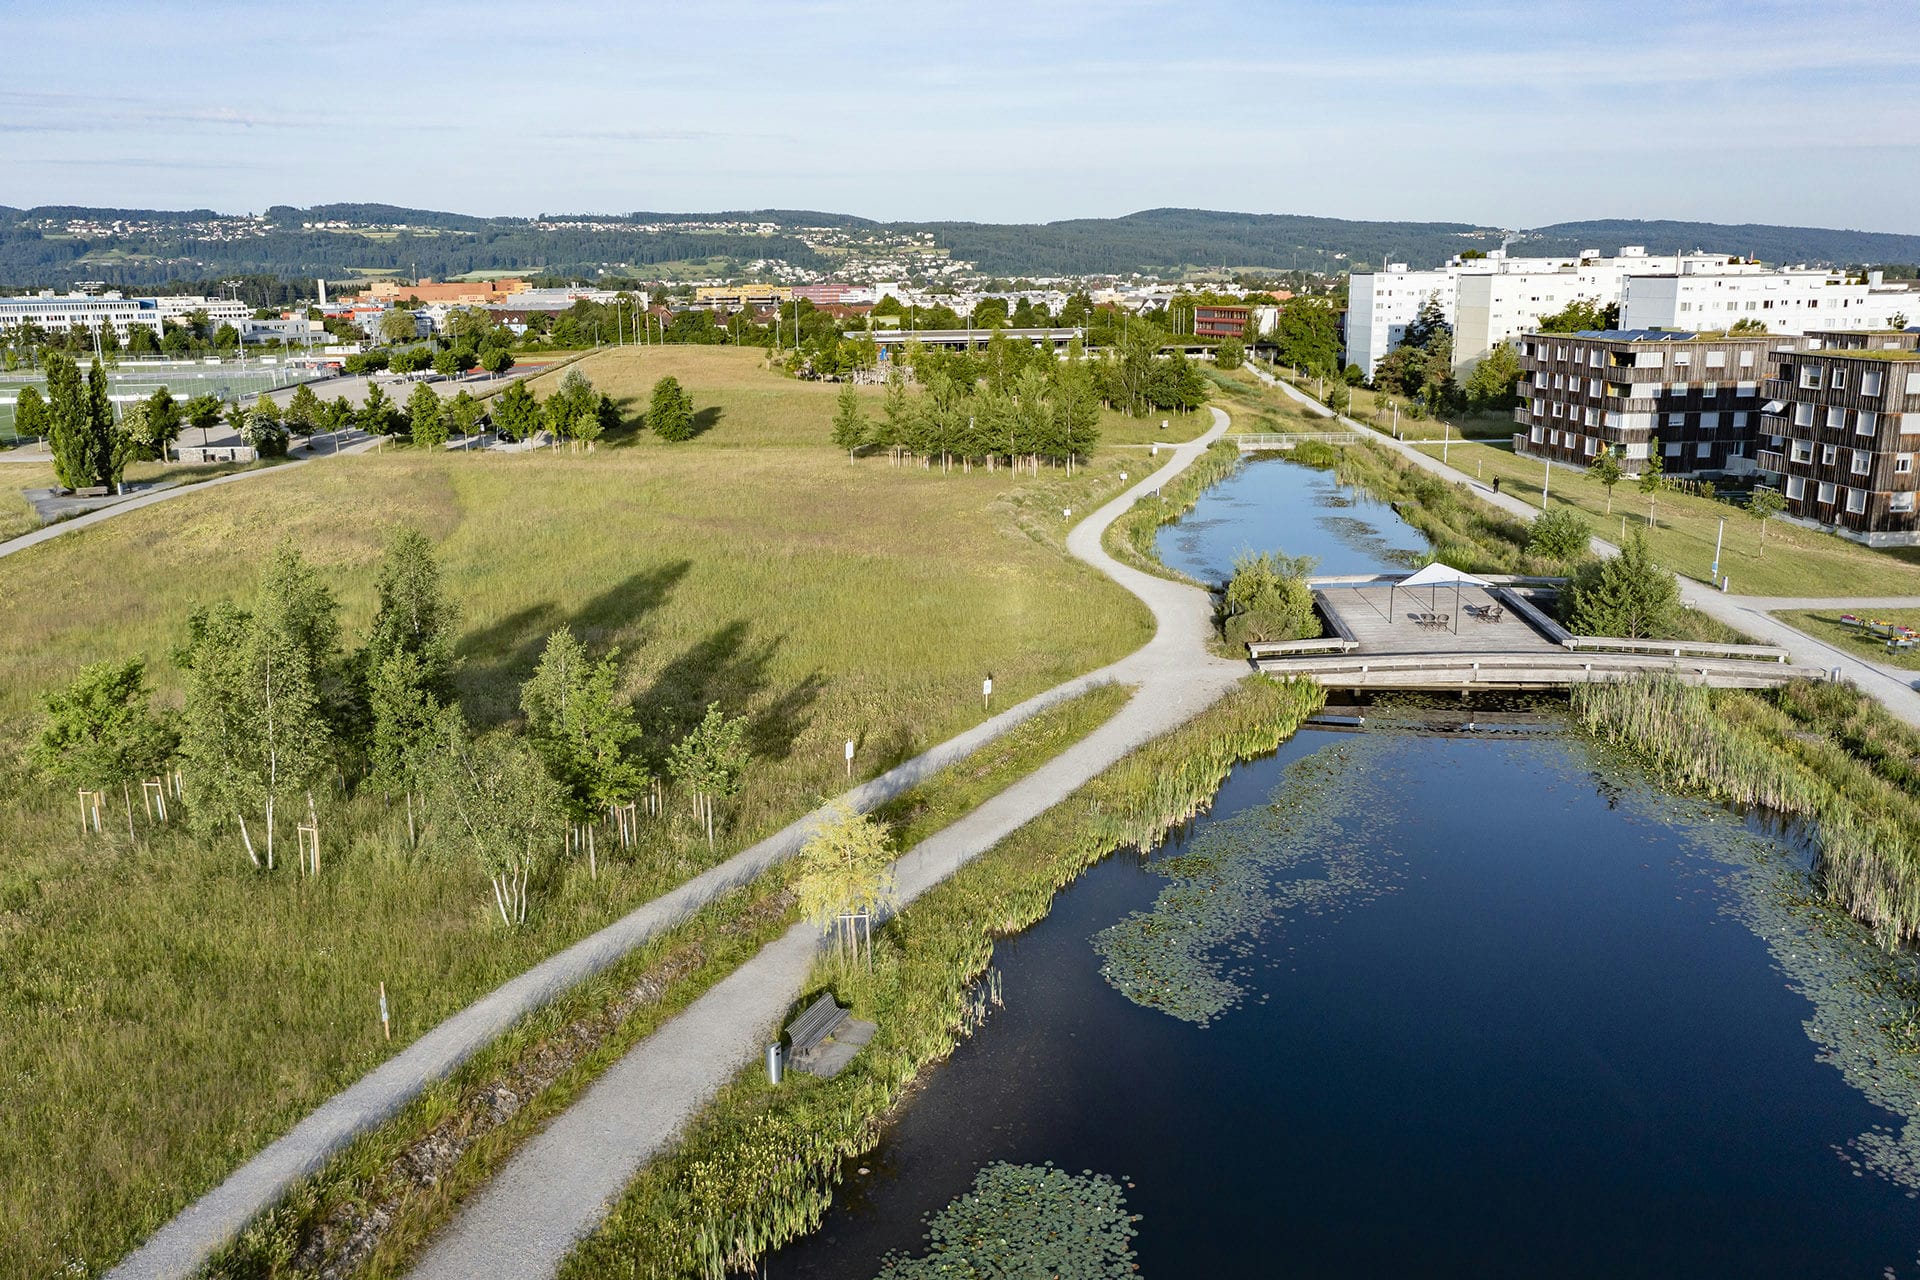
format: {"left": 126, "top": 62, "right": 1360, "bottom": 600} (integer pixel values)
{"left": 1562, "top": 528, "right": 1678, "bottom": 638}
{"left": 1527, "top": 505, "right": 1592, "bottom": 564}
{"left": 1217, "top": 550, "right": 1319, "bottom": 647}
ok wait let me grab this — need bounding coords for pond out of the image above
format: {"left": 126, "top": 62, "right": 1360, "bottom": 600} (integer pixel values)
{"left": 771, "top": 713, "right": 1920, "bottom": 1277}
{"left": 1155, "top": 452, "right": 1429, "bottom": 582}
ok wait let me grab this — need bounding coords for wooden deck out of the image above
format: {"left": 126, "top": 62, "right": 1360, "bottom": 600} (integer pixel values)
{"left": 1246, "top": 579, "right": 1831, "bottom": 691}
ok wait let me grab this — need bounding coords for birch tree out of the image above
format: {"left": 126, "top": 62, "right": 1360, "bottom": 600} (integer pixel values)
{"left": 363, "top": 526, "right": 460, "bottom": 842}
{"left": 425, "top": 722, "right": 564, "bottom": 926}
{"left": 178, "top": 547, "right": 338, "bottom": 869}
{"left": 666, "top": 701, "right": 750, "bottom": 850}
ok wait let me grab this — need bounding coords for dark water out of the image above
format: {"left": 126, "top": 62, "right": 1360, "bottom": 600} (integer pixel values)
{"left": 772, "top": 718, "right": 1920, "bottom": 1278}
{"left": 1154, "top": 453, "right": 1428, "bottom": 582}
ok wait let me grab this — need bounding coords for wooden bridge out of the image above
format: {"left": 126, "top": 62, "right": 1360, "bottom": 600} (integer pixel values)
{"left": 1236, "top": 431, "right": 1368, "bottom": 451}
{"left": 1248, "top": 572, "right": 1833, "bottom": 691}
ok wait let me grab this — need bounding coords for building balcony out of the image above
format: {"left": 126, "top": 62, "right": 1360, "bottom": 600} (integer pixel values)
{"left": 1756, "top": 450, "right": 1785, "bottom": 473}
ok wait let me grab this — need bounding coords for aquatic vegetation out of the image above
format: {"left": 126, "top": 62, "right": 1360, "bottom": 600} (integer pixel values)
{"left": 561, "top": 676, "right": 1323, "bottom": 1279}
{"left": 1104, "top": 438, "right": 1242, "bottom": 581}
{"left": 874, "top": 1162, "right": 1137, "bottom": 1279}
{"left": 1094, "top": 733, "right": 1402, "bottom": 1025}
{"left": 1573, "top": 675, "right": 1920, "bottom": 946}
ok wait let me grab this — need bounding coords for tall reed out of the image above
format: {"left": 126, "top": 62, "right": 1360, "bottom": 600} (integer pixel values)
{"left": 1573, "top": 675, "right": 1920, "bottom": 947}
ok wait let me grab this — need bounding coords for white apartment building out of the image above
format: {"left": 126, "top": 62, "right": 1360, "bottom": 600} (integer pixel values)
{"left": 1621, "top": 270, "right": 1916, "bottom": 337}
{"left": 1452, "top": 250, "right": 1764, "bottom": 374}
{"left": 0, "top": 290, "right": 256, "bottom": 344}
{"left": 153, "top": 295, "right": 253, "bottom": 328}
{"left": 1347, "top": 246, "right": 1780, "bottom": 379}
{"left": 0, "top": 291, "right": 164, "bottom": 341}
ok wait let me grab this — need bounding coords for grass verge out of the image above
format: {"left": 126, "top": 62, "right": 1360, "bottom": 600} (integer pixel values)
{"left": 560, "top": 674, "right": 1324, "bottom": 1279}
{"left": 1573, "top": 675, "right": 1920, "bottom": 946}
{"left": 1102, "top": 438, "right": 1243, "bottom": 583}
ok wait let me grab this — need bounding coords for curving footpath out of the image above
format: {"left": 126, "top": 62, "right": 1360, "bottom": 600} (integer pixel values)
{"left": 1249, "top": 364, "right": 1920, "bottom": 728}
{"left": 110, "top": 411, "right": 1247, "bottom": 1279}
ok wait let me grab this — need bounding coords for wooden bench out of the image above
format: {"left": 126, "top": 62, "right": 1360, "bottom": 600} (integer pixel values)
{"left": 785, "top": 993, "right": 848, "bottom": 1061}
{"left": 74, "top": 485, "right": 111, "bottom": 498}
{"left": 782, "top": 992, "right": 876, "bottom": 1079}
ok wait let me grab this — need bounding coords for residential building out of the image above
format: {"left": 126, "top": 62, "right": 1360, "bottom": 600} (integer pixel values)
{"left": 694, "top": 284, "right": 793, "bottom": 308}
{"left": 152, "top": 295, "right": 253, "bottom": 329}
{"left": 367, "top": 278, "right": 528, "bottom": 305}
{"left": 1756, "top": 334, "right": 1920, "bottom": 546}
{"left": 0, "top": 291, "right": 162, "bottom": 342}
{"left": 1194, "top": 305, "right": 1251, "bottom": 339}
{"left": 1452, "top": 251, "right": 1764, "bottom": 374}
{"left": 1621, "top": 269, "right": 1915, "bottom": 338}
{"left": 1512, "top": 329, "right": 1779, "bottom": 473}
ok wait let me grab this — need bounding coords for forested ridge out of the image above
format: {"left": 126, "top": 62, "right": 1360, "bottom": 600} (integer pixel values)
{"left": 3, "top": 203, "right": 1917, "bottom": 288}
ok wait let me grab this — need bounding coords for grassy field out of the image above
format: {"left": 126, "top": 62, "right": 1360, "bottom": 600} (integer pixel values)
{"left": 0, "top": 345, "right": 1159, "bottom": 1277}
{"left": 1776, "top": 608, "right": 1920, "bottom": 671}
{"left": 205, "top": 683, "right": 1134, "bottom": 1280}
{"left": 0, "top": 457, "right": 270, "bottom": 543}
{"left": 1234, "top": 365, "right": 1920, "bottom": 598}
{"left": 1265, "top": 363, "right": 1514, "bottom": 440}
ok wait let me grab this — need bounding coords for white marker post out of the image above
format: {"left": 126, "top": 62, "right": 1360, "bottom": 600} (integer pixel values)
{"left": 379, "top": 982, "right": 391, "bottom": 1042}
{"left": 845, "top": 738, "right": 855, "bottom": 777}
{"left": 982, "top": 674, "right": 993, "bottom": 711}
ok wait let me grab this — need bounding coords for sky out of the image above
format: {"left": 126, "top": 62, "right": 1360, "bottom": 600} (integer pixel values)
{"left": 4, "top": 0, "right": 1920, "bottom": 233}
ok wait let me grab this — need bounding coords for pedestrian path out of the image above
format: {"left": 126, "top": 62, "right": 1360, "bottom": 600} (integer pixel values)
{"left": 108, "top": 411, "right": 1246, "bottom": 1280}
{"left": 402, "top": 410, "right": 1247, "bottom": 1280}
{"left": 1247, "top": 364, "right": 1920, "bottom": 727}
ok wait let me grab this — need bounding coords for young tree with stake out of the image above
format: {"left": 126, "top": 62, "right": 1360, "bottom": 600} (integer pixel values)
{"left": 32, "top": 658, "right": 176, "bottom": 840}
{"left": 426, "top": 722, "right": 565, "bottom": 926}
{"left": 519, "top": 627, "right": 646, "bottom": 877}
{"left": 667, "top": 701, "right": 750, "bottom": 850}
{"left": 794, "top": 801, "right": 895, "bottom": 968}
{"left": 831, "top": 379, "right": 867, "bottom": 462}
{"left": 1746, "top": 485, "right": 1787, "bottom": 557}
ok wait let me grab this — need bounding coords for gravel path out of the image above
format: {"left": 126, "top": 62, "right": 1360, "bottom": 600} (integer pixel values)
{"left": 1250, "top": 365, "right": 1920, "bottom": 727}
{"left": 109, "top": 412, "right": 1246, "bottom": 1280}
{"left": 400, "top": 411, "right": 1246, "bottom": 1279}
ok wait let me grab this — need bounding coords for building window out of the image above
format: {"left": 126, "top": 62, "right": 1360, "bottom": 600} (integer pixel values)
{"left": 1852, "top": 450, "right": 1872, "bottom": 476}
{"left": 1800, "top": 366, "right": 1824, "bottom": 390}
{"left": 1846, "top": 488, "right": 1867, "bottom": 514}
{"left": 1697, "top": 442, "right": 1712, "bottom": 459}
{"left": 1667, "top": 413, "right": 1685, "bottom": 427}
{"left": 1893, "top": 492, "right": 1916, "bottom": 514}
{"left": 1905, "top": 373, "right": 1920, "bottom": 395}
{"left": 1905, "top": 413, "right": 1920, "bottom": 435}
{"left": 1819, "top": 481, "right": 1837, "bottom": 504}
{"left": 1665, "top": 441, "right": 1682, "bottom": 457}
{"left": 1739, "top": 350, "right": 1756, "bottom": 367}
{"left": 1898, "top": 455, "right": 1914, "bottom": 474}
{"left": 1733, "top": 412, "right": 1750, "bottom": 428}
{"left": 1858, "top": 411, "right": 1878, "bottom": 437}
{"left": 1669, "top": 381, "right": 1690, "bottom": 396}
{"left": 1675, "top": 351, "right": 1693, "bottom": 366}
{"left": 1793, "top": 403, "right": 1815, "bottom": 428}
{"left": 1787, "top": 475, "right": 1807, "bottom": 499}
{"left": 1822, "top": 443, "right": 1839, "bottom": 465}
{"left": 1700, "top": 412, "right": 1720, "bottom": 430}
{"left": 1827, "top": 407, "right": 1848, "bottom": 431}
{"left": 1833, "top": 368, "right": 1849, "bottom": 391}
{"left": 1530, "top": 426, "right": 1542, "bottom": 443}
{"left": 1705, "top": 351, "right": 1727, "bottom": 369}
{"left": 1863, "top": 369, "right": 1884, "bottom": 397}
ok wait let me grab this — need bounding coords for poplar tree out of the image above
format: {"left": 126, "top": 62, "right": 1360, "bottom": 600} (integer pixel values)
{"left": 831, "top": 379, "right": 867, "bottom": 462}
{"left": 13, "top": 384, "right": 48, "bottom": 442}
{"left": 520, "top": 627, "right": 645, "bottom": 875}
{"left": 45, "top": 352, "right": 113, "bottom": 488}
{"left": 667, "top": 701, "right": 750, "bottom": 850}
{"left": 33, "top": 658, "right": 176, "bottom": 839}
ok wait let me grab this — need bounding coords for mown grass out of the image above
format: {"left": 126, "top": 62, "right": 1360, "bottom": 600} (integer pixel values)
{"left": 0, "top": 345, "right": 1156, "bottom": 1278}
{"left": 1777, "top": 608, "right": 1920, "bottom": 672}
{"left": 203, "top": 683, "right": 1133, "bottom": 1280}
{"left": 1574, "top": 675, "right": 1920, "bottom": 946}
{"left": 561, "top": 674, "right": 1324, "bottom": 1279}
{"left": 1236, "top": 365, "right": 1920, "bottom": 598}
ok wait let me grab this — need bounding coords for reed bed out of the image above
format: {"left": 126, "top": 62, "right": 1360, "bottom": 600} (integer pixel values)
{"left": 562, "top": 674, "right": 1324, "bottom": 1279}
{"left": 1101, "top": 438, "right": 1243, "bottom": 582}
{"left": 1573, "top": 675, "right": 1920, "bottom": 947}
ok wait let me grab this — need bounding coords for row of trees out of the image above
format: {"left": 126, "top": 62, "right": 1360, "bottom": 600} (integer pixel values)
{"left": 831, "top": 354, "right": 1103, "bottom": 471}
{"left": 32, "top": 531, "right": 757, "bottom": 923}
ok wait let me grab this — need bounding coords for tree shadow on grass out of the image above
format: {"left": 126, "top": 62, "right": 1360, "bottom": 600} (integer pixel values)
{"left": 455, "top": 559, "right": 692, "bottom": 728}
{"left": 688, "top": 406, "right": 724, "bottom": 439}
{"left": 633, "top": 618, "right": 824, "bottom": 763}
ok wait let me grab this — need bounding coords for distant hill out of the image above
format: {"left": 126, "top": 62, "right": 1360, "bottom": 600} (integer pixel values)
{"left": 1514, "top": 219, "right": 1920, "bottom": 269}
{"left": 1, "top": 203, "right": 1916, "bottom": 289}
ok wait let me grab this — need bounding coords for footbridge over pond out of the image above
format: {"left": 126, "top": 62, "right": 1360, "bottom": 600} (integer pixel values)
{"left": 1248, "top": 571, "right": 1834, "bottom": 692}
